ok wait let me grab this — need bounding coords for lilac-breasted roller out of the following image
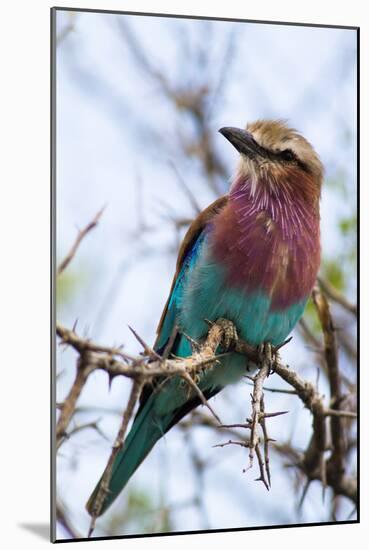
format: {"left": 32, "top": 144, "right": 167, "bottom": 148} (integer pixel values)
{"left": 87, "top": 120, "right": 323, "bottom": 516}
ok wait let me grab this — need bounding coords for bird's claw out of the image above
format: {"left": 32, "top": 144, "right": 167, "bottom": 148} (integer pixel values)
{"left": 257, "top": 342, "right": 280, "bottom": 376}
{"left": 215, "top": 318, "right": 239, "bottom": 351}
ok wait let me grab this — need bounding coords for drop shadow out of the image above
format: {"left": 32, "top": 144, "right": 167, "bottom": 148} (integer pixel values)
{"left": 18, "top": 523, "right": 50, "bottom": 541}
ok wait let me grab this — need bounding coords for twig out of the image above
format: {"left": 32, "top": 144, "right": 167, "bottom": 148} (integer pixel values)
{"left": 318, "top": 276, "right": 357, "bottom": 316}
{"left": 57, "top": 206, "right": 105, "bottom": 276}
{"left": 88, "top": 378, "right": 144, "bottom": 537}
{"left": 168, "top": 160, "right": 202, "bottom": 214}
{"left": 181, "top": 372, "right": 221, "bottom": 423}
{"left": 247, "top": 347, "right": 272, "bottom": 481}
{"left": 128, "top": 325, "right": 161, "bottom": 360}
{"left": 214, "top": 439, "right": 248, "bottom": 450}
{"left": 215, "top": 345, "right": 288, "bottom": 491}
{"left": 312, "top": 285, "right": 345, "bottom": 485}
{"left": 273, "top": 355, "right": 327, "bottom": 472}
{"left": 57, "top": 323, "right": 126, "bottom": 359}
{"left": 260, "top": 395, "right": 272, "bottom": 487}
{"left": 299, "top": 317, "right": 322, "bottom": 352}
{"left": 56, "top": 13, "right": 77, "bottom": 46}
{"left": 298, "top": 479, "right": 312, "bottom": 511}
{"left": 255, "top": 443, "right": 269, "bottom": 490}
{"left": 325, "top": 409, "right": 357, "bottom": 418}
{"left": 63, "top": 419, "right": 108, "bottom": 443}
{"left": 244, "top": 381, "right": 297, "bottom": 395}
{"left": 56, "top": 356, "right": 94, "bottom": 449}
{"left": 56, "top": 499, "right": 81, "bottom": 539}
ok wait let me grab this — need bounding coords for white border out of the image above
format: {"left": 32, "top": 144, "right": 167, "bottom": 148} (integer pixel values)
{"left": 1, "top": 1, "right": 365, "bottom": 548}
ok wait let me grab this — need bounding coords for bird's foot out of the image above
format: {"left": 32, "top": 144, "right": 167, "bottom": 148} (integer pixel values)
{"left": 257, "top": 342, "right": 280, "bottom": 376}
{"left": 215, "top": 318, "right": 239, "bottom": 351}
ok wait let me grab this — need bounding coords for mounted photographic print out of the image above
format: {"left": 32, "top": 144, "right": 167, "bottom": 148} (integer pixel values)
{"left": 51, "top": 7, "right": 359, "bottom": 542}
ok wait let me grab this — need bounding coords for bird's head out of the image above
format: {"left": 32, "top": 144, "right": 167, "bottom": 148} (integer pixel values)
{"left": 219, "top": 119, "right": 323, "bottom": 200}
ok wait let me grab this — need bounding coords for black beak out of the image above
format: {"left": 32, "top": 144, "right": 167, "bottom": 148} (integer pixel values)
{"left": 219, "top": 127, "right": 267, "bottom": 159}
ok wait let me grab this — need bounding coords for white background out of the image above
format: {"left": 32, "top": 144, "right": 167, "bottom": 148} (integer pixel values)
{"left": 0, "top": 0, "right": 366, "bottom": 548}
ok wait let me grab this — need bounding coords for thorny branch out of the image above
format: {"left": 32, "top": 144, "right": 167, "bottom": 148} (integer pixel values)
{"left": 214, "top": 345, "right": 286, "bottom": 490}
{"left": 56, "top": 314, "right": 357, "bottom": 528}
{"left": 56, "top": 210, "right": 357, "bottom": 538}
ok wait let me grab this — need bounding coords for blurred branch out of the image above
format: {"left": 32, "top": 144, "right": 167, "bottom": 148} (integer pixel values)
{"left": 56, "top": 13, "right": 77, "bottom": 46}
{"left": 116, "top": 19, "right": 172, "bottom": 94}
{"left": 168, "top": 160, "right": 202, "bottom": 214}
{"left": 116, "top": 19, "right": 227, "bottom": 195}
{"left": 336, "top": 326, "right": 357, "bottom": 362}
{"left": 57, "top": 206, "right": 105, "bottom": 276}
{"left": 318, "top": 276, "right": 357, "bottom": 317}
{"left": 298, "top": 315, "right": 355, "bottom": 390}
{"left": 56, "top": 499, "right": 81, "bottom": 539}
{"left": 63, "top": 419, "right": 108, "bottom": 444}
{"left": 208, "top": 28, "right": 238, "bottom": 115}
{"left": 312, "top": 284, "right": 346, "bottom": 491}
{"left": 299, "top": 317, "right": 322, "bottom": 352}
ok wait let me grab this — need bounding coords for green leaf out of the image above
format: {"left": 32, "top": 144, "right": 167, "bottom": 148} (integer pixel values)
{"left": 56, "top": 270, "right": 83, "bottom": 308}
{"left": 321, "top": 259, "right": 345, "bottom": 291}
{"left": 303, "top": 296, "right": 321, "bottom": 334}
{"left": 339, "top": 214, "right": 357, "bottom": 236}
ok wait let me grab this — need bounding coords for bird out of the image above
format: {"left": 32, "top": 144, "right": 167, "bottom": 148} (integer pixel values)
{"left": 86, "top": 119, "right": 323, "bottom": 517}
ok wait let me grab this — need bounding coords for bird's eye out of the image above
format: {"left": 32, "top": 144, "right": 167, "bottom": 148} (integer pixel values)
{"left": 280, "top": 149, "right": 296, "bottom": 162}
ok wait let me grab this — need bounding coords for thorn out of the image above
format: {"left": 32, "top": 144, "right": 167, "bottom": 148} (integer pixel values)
{"left": 298, "top": 479, "right": 311, "bottom": 510}
{"left": 181, "top": 331, "right": 201, "bottom": 352}
{"left": 262, "top": 410, "right": 289, "bottom": 418}
{"left": 107, "top": 371, "right": 115, "bottom": 390}
{"left": 322, "top": 484, "right": 327, "bottom": 504}
{"left": 255, "top": 476, "right": 269, "bottom": 491}
{"left": 128, "top": 325, "right": 161, "bottom": 359}
{"left": 87, "top": 517, "right": 96, "bottom": 538}
{"left": 127, "top": 324, "right": 146, "bottom": 349}
{"left": 182, "top": 373, "right": 221, "bottom": 424}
